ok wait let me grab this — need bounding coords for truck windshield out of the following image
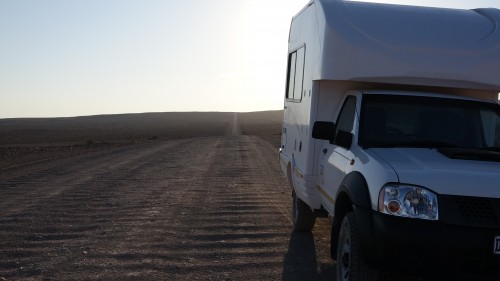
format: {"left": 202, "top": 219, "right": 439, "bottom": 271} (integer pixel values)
{"left": 359, "top": 94, "right": 500, "bottom": 150}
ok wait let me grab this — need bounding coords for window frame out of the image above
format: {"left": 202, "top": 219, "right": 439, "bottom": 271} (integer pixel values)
{"left": 285, "top": 46, "right": 306, "bottom": 102}
{"left": 335, "top": 96, "right": 358, "bottom": 136}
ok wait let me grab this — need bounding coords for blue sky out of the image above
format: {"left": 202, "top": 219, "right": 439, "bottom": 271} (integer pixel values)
{"left": 1, "top": 0, "right": 499, "bottom": 118}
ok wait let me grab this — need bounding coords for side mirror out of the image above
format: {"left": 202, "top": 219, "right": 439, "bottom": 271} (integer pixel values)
{"left": 312, "top": 121, "right": 335, "bottom": 141}
{"left": 335, "top": 130, "right": 353, "bottom": 149}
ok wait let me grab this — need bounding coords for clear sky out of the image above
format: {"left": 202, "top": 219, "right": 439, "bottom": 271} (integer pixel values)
{"left": 1, "top": 0, "right": 499, "bottom": 118}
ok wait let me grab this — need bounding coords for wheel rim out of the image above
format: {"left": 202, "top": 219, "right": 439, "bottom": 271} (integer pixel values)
{"left": 340, "top": 230, "right": 351, "bottom": 281}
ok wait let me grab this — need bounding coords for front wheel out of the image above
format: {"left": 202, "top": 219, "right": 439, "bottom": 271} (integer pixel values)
{"left": 292, "top": 190, "right": 316, "bottom": 231}
{"left": 337, "top": 212, "right": 382, "bottom": 281}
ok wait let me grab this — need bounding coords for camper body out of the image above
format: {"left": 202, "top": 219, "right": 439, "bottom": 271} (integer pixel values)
{"left": 280, "top": 0, "right": 500, "bottom": 279}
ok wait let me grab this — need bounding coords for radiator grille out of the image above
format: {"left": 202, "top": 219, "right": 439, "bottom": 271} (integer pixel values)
{"left": 456, "top": 197, "right": 498, "bottom": 220}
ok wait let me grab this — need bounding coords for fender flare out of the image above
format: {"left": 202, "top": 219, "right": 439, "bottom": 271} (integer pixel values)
{"left": 335, "top": 172, "right": 371, "bottom": 209}
{"left": 331, "top": 172, "right": 375, "bottom": 260}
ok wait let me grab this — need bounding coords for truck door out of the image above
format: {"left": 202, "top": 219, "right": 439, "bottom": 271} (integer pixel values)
{"left": 319, "top": 96, "right": 357, "bottom": 212}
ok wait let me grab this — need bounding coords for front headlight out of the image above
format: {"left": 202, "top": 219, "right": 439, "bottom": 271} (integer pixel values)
{"left": 378, "top": 184, "right": 439, "bottom": 220}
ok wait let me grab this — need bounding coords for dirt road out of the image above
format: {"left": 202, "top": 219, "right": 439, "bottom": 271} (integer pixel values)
{"left": 0, "top": 114, "right": 334, "bottom": 280}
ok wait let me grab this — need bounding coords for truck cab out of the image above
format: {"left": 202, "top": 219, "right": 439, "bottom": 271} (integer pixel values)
{"left": 313, "top": 91, "right": 500, "bottom": 279}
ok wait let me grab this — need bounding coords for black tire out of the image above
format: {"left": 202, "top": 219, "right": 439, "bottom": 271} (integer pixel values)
{"left": 337, "top": 212, "right": 381, "bottom": 281}
{"left": 292, "top": 190, "right": 316, "bottom": 231}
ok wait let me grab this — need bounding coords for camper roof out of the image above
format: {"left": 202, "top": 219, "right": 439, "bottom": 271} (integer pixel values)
{"left": 298, "top": 0, "right": 500, "bottom": 91}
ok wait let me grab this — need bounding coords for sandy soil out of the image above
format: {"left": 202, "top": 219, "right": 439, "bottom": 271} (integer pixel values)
{"left": 0, "top": 111, "right": 335, "bottom": 281}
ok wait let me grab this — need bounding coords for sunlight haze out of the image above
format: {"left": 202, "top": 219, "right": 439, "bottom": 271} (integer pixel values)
{"left": 1, "top": 0, "right": 499, "bottom": 118}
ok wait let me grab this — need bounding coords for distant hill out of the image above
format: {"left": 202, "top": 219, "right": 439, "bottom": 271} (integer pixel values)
{"left": 0, "top": 111, "right": 283, "bottom": 146}
{"left": 238, "top": 111, "right": 283, "bottom": 148}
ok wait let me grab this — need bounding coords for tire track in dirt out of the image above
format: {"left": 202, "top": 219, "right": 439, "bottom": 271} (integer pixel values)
{"left": 0, "top": 139, "right": 210, "bottom": 280}
{"left": 0, "top": 117, "right": 334, "bottom": 280}
{"left": 0, "top": 141, "right": 194, "bottom": 216}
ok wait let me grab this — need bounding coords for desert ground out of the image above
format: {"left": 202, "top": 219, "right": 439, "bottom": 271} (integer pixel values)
{"left": 0, "top": 111, "right": 335, "bottom": 281}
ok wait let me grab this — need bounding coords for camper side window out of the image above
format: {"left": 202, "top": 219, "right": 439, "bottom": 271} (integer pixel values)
{"left": 286, "top": 47, "right": 305, "bottom": 102}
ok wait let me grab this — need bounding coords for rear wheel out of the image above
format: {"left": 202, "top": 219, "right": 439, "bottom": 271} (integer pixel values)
{"left": 292, "top": 190, "right": 316, "bottom": 231}
{"left": 337, "top": 212, "right": 381, "bottom": 281}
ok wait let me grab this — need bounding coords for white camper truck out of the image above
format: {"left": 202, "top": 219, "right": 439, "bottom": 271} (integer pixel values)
{"left": 280, "top": 0, "right": 500, "bottom": 280}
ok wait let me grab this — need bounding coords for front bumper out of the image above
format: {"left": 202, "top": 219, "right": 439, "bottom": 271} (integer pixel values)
{"left": 355, "top": 206, "right": 500, "bottom": 280}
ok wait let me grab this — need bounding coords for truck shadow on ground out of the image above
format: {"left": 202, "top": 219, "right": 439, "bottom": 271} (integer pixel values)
{"left": 281, "top": 230, "right": 436, "bottom": 281}
{"left": 282, "top": 230, "right": 335, "bottom": 281}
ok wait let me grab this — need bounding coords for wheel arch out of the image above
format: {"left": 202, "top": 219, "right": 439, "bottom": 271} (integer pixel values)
{"left": 330, "top": 171, "right": 372, "bottom": 260}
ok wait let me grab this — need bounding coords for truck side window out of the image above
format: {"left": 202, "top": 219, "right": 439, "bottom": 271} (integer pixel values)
{"left": 336, "top": 96, "right": 357, "bottom": 135}
{"left": 286, "top": 47, "right": 305, "bottom": 102}
{"left": 480, "top": 109, "right": 500, "bottom": 147}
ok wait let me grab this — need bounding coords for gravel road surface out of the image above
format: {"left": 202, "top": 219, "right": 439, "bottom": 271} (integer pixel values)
{"left": 0, "top": 114, "right": 334, "bottom": 281}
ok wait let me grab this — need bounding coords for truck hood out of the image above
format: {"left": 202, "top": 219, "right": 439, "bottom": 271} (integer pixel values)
{"left": 371, "top": 148, "right": 500, "bottom": 198}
